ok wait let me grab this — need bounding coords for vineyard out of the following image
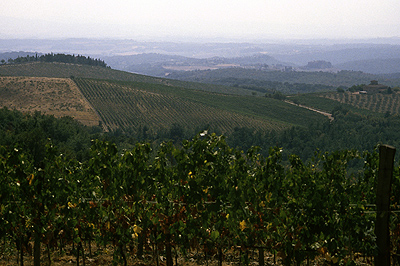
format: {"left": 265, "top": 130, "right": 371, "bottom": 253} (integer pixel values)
{"left": 0, "top": 62, "right": 256, "bottom": 96}
{"left": 74, "top": 78, "right": 313, "bottom": 133}
{"left": 322, "top": 92, "right": 400, "bottom": 115}
{"left": 1, "top": 132, "right": 400, "bottom": 265}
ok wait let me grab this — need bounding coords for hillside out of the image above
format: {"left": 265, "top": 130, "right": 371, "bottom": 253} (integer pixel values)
{"left": 0, "top": 62, "right": 328, "bottom": 134}
{"left": 0, "top": 61, "right": 258, "bottom": 96}
{"left": 167, "top": 68, "right": 381, "bottom": 90}
{"left": 74, "top": 78, "right": 289, "bottom": 133}
{"left": 289, "top": 90, "right": 400, "bottom": 119}
{"left": 322, "top": 91, "right": 400, "bottom": 115}
{"left": 0, "top": 76, "right": 100, "bottom": 126}
{"left": 336, "top": 58, "right": 400, "bottom": 74}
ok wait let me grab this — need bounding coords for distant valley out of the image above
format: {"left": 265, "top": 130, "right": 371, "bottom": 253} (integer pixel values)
{"left": 2, "top": 38, "right": 400, "bottom": 77}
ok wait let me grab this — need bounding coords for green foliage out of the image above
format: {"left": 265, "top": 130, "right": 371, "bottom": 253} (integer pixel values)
{"left": 6, "top": 53, "right": 107, "bottom": 67}
{"left": 0, "top": 107, "right": 100, "bottom": 161}
{"left": 1, "top": 131, "right": 396, "bottom": 265}
{"left": 228, "top": 110, "right": 400, "bottom": 163}
{"left": 265, "top": 91, "right": 287, "bottom": 100}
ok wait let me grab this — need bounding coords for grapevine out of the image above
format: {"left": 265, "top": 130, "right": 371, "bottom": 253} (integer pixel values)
{"left": 0, "top": 133, "right": 398, "bottom": 265}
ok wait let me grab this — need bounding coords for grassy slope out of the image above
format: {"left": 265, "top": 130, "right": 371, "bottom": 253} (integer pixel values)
{"left": 0, "top": 62, "right": 328, "bottom": 133}
{"left": 0, "top": 62, "right": 256, "bottom": 95}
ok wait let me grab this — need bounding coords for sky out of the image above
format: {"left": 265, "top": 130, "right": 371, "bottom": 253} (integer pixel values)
{"left": 1, "top": 0, "right": 400, "bottom": 41}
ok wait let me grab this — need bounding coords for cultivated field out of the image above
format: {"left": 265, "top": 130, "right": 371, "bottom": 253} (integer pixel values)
{"left": 0, "top": 76, "right": 100, "bottom": 126}
{"left": 322, "top": 91, "right": 400, "bottom": 115}
{"left": 74, "top": 78, "right": 290, "bottom": 133}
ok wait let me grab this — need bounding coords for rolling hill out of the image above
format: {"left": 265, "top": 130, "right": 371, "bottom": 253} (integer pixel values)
{"left": 336, "top": 58, "right": 400, "bottom": 74}
{"left": 0, "top": 62, "right": 328, "bottom": 134}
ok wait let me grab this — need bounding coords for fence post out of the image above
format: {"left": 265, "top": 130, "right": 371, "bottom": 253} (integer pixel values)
{"left": 375, "top": 144, "right": 396, "bottom": 266}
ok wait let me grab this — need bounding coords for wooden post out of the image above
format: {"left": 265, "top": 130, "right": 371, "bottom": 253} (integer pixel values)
{"left": 165, "top": 233, "right": 173, "bottom": 266}
{"left": 258, "top": 247, "right": 264, "bottom": 266}
{"left": 375, "top": 144, "right": 396, "bottom": 266}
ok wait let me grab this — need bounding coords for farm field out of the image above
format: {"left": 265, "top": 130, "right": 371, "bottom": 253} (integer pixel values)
{"left": 289, "top": 92, "right": 396, "bottom": 118}
{"left": 74, "top": 78, "right": 326, "bottom": 133}
{"left": 322, "top": 91, "right": 400, "bottom": 115}
{"left": 0, "top": 76, "right": 100, "bottom": 126}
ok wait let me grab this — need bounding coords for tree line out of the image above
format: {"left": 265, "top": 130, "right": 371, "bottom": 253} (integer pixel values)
{"left": 2, "top": 53, "right": 108, "bottom": 68}
{"left": 3, "top": 104, "right": 400, "bottom": 166}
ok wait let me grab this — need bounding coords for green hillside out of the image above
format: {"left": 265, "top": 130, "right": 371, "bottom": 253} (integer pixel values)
{"left": 290, "top": 91, "right": 400, "bottom": 118}
{"left": 74, "top": 78, "right": 326, "bottom": 133}
{"left": 0, "top": 62, "right": 256, "bottom": 96}
{"left": 0, "top": 62, "right": 328, "bottom": 134}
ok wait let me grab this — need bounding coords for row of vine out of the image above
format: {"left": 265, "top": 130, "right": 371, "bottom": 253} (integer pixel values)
{"left": 73, "top": 78, "right": 284, "bottom": 133}
{"left": 1, "top": 132, "right": 400, "bottom": 265}
{"left": 324, "top": 92, "right": 400, "bottom": 115}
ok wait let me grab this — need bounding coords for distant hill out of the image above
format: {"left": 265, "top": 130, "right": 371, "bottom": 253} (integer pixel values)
{"left": 271, "top": 44, "right": 400, "bottom": 66}
{"left": 0, "top": 51, "right": 42, "bottom": 62}
{"left": 167, "top": 67, "right": 381, "bottom": 91}
{"left": 336, "top": 58, "right": 400, "bottom": 74}
{"left": 0, "top": 61, "right": 260, "bottom": 96}
{"left": 105, "top": 53, "right": 288, "bottom": 77}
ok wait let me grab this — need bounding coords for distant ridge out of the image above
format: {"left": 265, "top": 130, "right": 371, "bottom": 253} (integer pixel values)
{"left": 336, "top": 58, "right": 400, "bottom": 74}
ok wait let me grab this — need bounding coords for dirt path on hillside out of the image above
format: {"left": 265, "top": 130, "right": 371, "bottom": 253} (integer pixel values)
{"left": 285, "top": 100, "right": 334, "bottom": 121}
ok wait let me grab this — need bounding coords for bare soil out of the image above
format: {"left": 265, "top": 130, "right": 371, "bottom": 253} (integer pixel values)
{"left": 0, "top": 76, "right": 100, "bottom": 127}
{"left": 0, "top": 242, "right": 284, "bottom": 266}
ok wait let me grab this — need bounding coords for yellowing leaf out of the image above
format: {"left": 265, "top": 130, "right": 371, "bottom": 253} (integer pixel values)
{"left": 133, "top": 224, "right": 142, "bottom": 234}
{"left": 188, "top": 171, "right": 194, "bottom": 179}
{"left": 239, "top": 220, "right": 246, "bottom": 231}
{"left": 68, "top": 202, "right": 77, "bottom": 208}
{"left": 266, "top": 192, "right": 272, "bottom": 203}
{"left": 27, "top": 174, "right": 34, "bottom": 186}
{"left": 267, "top": 222, "right": 272, "bottom": 230}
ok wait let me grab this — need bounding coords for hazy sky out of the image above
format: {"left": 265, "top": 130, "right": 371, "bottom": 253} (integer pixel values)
{"left": 1, "top": 0, "right": 399, "bottom": 40}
